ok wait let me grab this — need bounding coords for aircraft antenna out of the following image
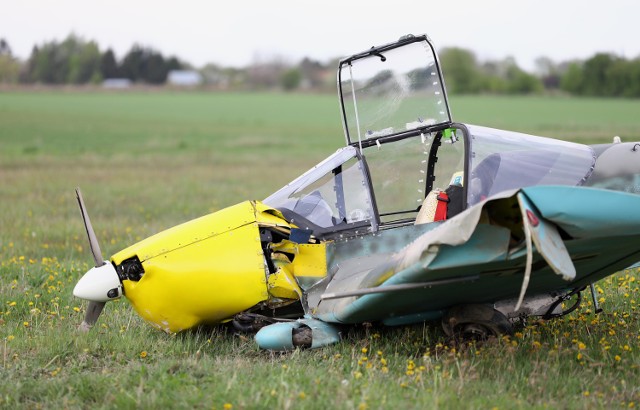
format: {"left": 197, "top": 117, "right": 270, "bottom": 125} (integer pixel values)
{"left": 348, "top": 63, "right": 364, "bottom": 154}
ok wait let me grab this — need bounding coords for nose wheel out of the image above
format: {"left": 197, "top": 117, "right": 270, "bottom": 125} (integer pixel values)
{"left": 442, "top": 304, "right": 513, "bottom": 341}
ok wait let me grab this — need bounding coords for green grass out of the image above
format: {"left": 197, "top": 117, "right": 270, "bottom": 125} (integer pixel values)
{"left": 1, "top": 91, "right": 639, "bottom": 409}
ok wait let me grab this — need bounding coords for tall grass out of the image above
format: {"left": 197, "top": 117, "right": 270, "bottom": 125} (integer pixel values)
{"left": 1, "top": 91, "right": 639, "bottom": 408}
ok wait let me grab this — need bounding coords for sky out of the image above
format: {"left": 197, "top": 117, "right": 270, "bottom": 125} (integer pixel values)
{"left": 2, "top": 0, "right": 639, "bottom": 72}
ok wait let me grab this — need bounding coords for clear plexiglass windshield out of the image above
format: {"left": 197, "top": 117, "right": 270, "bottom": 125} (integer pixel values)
{"left": 467, "top": 125, "right": 597, "bottom": 206}
{"left": 263, "top": 147, "right": 375, "bottom": 231}
{"left": 339, "top": 36, "right": 451, "bottom": 144}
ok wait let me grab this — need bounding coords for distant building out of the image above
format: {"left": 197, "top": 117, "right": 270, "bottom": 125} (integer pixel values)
{"left": 167, "top": 70, "right": 202, "bottom": 86}
{"left": 102, "top": 78, "right": 132, "bottom": 89}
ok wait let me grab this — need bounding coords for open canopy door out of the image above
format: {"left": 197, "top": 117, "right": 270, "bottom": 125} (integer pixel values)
{"left": 338, "top": 34, "right": 452, "bottom": 146}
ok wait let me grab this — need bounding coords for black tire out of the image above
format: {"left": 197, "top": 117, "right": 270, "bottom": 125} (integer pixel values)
{"left": 442, "top": 304, "right": 513, "bottom": 341}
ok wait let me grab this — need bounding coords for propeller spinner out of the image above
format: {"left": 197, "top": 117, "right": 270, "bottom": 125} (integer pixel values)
{"left": 73, "top": 188, "right": 122, "bottom": 331}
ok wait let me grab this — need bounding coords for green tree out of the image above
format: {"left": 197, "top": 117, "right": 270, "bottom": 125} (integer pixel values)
{"left": 623, "top": 59, "right": 640, "bottom": 97}
{"left": 504, "top": 61, "right": 543, "bottom": 94}
{"left": 439, "top": 47, "right": 483, "bottom": 94}
{"left": 66, "top": 38, "right": 102, "bottom": 84}
{"left": 560, "top": 62, "right": 584, "bottom": 95}
{"left": 121, "top": 45, "right": 182, "bottom": 84}
{"left": 0, "top": 38, "right": 21, "bottom": 84}
{"left": 581, "top": 53, "right": 617, "bottom": 96}
{"left": 100, "top": 49, "right": 120, "bottom": 79}
{"left": 281, "top": 68, "right": 301, "bottom": 91}
{"left": 25, "top": 34, "right": 102, "bottom": 84}
{"left": 0, "top": 38, "right": 11, "bottom": 56}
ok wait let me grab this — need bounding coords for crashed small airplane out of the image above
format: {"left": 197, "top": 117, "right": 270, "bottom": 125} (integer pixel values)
{"left": 73, "top": 34, "right": 640, "bottom": 350}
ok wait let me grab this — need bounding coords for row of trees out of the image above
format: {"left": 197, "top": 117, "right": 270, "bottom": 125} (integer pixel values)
{"left": 439, "top": 47, "right": 640, "bottom": 97}
{"left": 1, "top": 35, "right": 640, "bottom": 97}
{"left": 16, "top": 35, "right": 186, "bottom": 85}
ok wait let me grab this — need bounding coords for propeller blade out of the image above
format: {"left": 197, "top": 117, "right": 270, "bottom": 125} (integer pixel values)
{"left": 75, "top": 187, "right": 112, "bottom": 330}
{"left": 75, "top": 187, "right": 104, "bottom": 267}
{"left": 79, "top": 301, "right": 106, "bottom": 332}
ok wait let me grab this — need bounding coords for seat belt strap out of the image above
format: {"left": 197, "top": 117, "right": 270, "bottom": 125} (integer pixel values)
{"left": 434, "top": 192, "right": 449, "bottom": 221}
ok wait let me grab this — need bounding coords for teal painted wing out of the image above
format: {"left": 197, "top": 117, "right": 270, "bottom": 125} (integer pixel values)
{"left": 311, "top": 186, "right": 640, "bottom": 325}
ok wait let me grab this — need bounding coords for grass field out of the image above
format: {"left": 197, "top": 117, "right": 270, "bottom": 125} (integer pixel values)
{"left": 1, "top": 91, "right": 639, "bottom": 409}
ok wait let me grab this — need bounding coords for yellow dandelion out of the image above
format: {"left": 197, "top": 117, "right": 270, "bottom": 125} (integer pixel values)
{"left": 7, "top": 335, "right": 14, "bottom": 341}
{"left": 615, "top": 355, "right": 621, "bottom": 362}
{"left": 354, "top": 371, "right": 363, "bottom": 379}
{"left": 361, "top": 347, "right": 368, "bottom": 354}
{"left": 583, "top": 391, "right": 590, "bottom": 397}
{"left": 140, "top": 351, "right": 148, "bottom": 358}
{"left": 298, "top": 392, "right": 306, "bottom": 399}
{"left": 8, "top": 301, "right": 16, "bottom": 307}
{"left": 73, "top": 307, "right": 81, "bottom": 312}
{"left": 578, "top": 342, "right": 586, "bottom": 350}
{"left": 23, "top": 321, "right": 29, "bottom": 327}
{"left": 223, "top": 404, "right": 233, "bottom": 410}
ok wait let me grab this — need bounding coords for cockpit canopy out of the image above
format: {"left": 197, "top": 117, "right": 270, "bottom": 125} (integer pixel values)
{"left": 338, "top": 34, "right": 452, "bottom": 145}
{"left": 264, "top": 125, "right": 596, "bottom": 238}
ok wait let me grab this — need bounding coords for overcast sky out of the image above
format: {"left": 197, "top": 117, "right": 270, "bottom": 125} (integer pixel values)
{"left": 2, "top": 0, "right": 639, "bottom": 71}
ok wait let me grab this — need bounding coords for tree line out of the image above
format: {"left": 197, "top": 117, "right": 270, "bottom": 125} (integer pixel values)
{"left": 1, "top": 34, "right": 640, "bottom": 98}
{"left": 0, "top": 35, "right": 185, "bottom": 85}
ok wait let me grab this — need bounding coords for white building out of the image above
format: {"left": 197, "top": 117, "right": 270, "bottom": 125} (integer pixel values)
{"left": 167, "top": 70, "right": 202, "bottom": 86}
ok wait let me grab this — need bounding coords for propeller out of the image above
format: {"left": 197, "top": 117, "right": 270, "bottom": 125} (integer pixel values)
{"left": 74, "top": 188, "right": 122, "bottom": 331}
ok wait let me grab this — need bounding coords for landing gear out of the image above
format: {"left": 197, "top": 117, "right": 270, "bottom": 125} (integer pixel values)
{"left": 442, "top": 304, "right": 513, "bottom": 341}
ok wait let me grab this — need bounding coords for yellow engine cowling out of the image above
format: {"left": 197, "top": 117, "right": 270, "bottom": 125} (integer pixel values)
{"left": 111, "top": 201, "right": 298, "bottom": 333}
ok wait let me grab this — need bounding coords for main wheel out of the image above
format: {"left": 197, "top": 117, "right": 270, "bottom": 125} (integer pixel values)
{"left": 442, "top": 304, "right": 513, "bottom": 341}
